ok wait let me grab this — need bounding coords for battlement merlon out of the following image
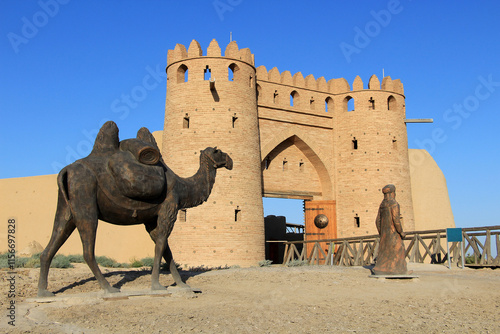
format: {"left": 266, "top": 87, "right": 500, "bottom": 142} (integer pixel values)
{"left": 166, "top": 39, "right": 255, "bottom": 67}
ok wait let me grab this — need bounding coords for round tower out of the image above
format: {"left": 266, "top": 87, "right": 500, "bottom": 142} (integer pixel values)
{"left": 162, "top": 39, "right": 264, "bottom": 267}
{"left": 333, "top": 75, "right": 415, "bottom": 238}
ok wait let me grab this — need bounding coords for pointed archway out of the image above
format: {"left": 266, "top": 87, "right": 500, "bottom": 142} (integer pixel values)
{"left": 261, "top": 130, "right": 336, "bottom": 262}
{"left": 261, "top": 131, "right": 333, "bottom": 200}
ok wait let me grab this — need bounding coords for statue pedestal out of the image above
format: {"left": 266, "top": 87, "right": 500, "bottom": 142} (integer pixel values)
{"left": 369, "top": 273, "right": 419, "bottom": 279}
{"left": 29, "top": 286, "right": 201, "bottom": 303}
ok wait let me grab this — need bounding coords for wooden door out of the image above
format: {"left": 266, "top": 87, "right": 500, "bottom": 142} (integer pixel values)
{"left": 304, "top": 200, "right": 337, "bottom": 262}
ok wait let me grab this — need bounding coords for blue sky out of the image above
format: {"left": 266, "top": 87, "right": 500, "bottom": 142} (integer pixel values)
{"left": 1, "top": 1, "right": 499, "bottom": 229}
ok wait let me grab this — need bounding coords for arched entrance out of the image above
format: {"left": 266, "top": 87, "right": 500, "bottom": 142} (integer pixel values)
{"left": 261, "top": 133, "right": 336, "bottom": 262}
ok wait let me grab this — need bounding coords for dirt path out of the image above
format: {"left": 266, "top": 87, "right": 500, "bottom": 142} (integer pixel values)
{"left": 1, "top": 263, "right": 499, "bottom": 333}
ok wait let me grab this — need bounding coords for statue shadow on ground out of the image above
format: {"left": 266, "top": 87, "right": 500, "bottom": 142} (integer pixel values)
{"left": 53, "top": 268, "right": 209, "bottom": 295}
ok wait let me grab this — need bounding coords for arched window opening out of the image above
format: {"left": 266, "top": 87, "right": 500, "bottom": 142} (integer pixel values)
{"left": 345, "top": 96, "right": 354, "bottom": 112}
{"left": 388, "top": 95, "right": 397, "bottom": 110}
{"left": 310, "top": 97, "right": 315, "bottom": 110}
{"left": 354, "top": 214, "right": 360, "bottom": 228}
{"left": 228, "top": 63, "right": 239, "bottom": 81}
{"left": 183, "top": 114, "right": 190, "bottom": 129}
{"left": 290, "top": 91, "right": 299, "bottom": 107}
{"left": 177, "top": 64, "right": 188, "bottom": 83}
{"left": 204, "top": 66, "right": 211, "bottom": 81}
{"left": 325, "top": 97, "right": 333, "bottom": 113}
{"left": 273, "top": 90, "right": 279, "bottom": 104}
{"left": 256, "top": 85, "right": 261, "bottom": 101}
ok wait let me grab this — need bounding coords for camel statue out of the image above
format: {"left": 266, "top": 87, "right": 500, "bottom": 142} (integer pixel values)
{"left": 38, "top": 121, "right": 233, "bottom": 297}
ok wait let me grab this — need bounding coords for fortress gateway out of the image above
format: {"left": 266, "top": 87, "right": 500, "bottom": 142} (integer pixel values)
{"left": 0, "top": 39, "right": 454, "bottom": 266}
{"left": 162, "top": 39, "right": 453, "bottom": 267}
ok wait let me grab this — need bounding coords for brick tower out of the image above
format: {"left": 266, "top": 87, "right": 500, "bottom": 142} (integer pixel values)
{"left": 162, "top": 39, "right": 264, "bottom": 267}
{"left": 333, "top": 75, "right": 415, "bottom": 237}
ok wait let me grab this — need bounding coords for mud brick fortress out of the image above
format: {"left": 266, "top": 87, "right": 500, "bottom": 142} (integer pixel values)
{"left": 0, "top": 39, "right": 454, "bottom": 266}
{"left": 162, "top": 39, "right": 453, "bottom": 267}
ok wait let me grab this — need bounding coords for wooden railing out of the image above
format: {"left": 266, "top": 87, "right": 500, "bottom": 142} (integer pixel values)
{"left": 285, "top": 223, "right": 305, "bottom": 234}
{"left": 282, "top": 225, "right": 500, "bottom": 267}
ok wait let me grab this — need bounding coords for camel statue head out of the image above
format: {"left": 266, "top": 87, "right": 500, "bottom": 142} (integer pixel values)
{"left": 201, "top": 147, "right": 233, "bottom": 170}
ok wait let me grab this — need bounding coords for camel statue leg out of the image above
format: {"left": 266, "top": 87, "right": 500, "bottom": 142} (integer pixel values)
{"left": 71, "top": 163, "right": 119, "bottom": 294}
{"left": 146, "top": 201, "right": 190, "bottom": 290}
{"left": 77, "top": 218, "right": 120, "bottom": 294}
{"left": 146, "top": 227, "right": 189, "bottom": 290}
{"left": 163, "top": 241, "right": 190, "bottom": 289}
{"left": 38, "top": 192, "right": 77, "bottom": 297}
{"left": 149, "top": 225, "right": 168, "bottom": 290}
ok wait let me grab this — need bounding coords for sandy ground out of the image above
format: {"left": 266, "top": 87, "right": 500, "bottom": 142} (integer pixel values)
{"left": 0, "top": 263, "right": 499, "bottom": 333}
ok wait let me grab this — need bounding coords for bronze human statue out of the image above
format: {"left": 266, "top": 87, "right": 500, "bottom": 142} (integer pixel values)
{"left": 38, "top": 121, "right": 232, "bottom": 297}
{"left": 372, "top": 184, "right": 408, "bottom": 275}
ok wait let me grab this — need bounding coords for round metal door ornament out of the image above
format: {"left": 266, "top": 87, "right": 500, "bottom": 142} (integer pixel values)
{"left": 314, "top": 214, "right": 329, "bottom": 229}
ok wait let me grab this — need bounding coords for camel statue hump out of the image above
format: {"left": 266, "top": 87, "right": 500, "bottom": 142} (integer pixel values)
{"left": 107, "top": 139, "right": 165, "bottom": 200}
{"left": 120, "top": 139, "right": 160, "bottom": 165}
{"left": 137, "top": 127, "right": 158, "bottom": 147}
{"left": 91, "top": 121, "right": 119, "bottom": 156}
{"left": 137, "top": 127, "right": 164, "bottom": 164}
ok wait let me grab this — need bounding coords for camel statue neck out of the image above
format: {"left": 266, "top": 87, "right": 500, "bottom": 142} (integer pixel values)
{"left": 200, "top": 152, "right": 217, "bottom": 197}
{"left": 178, "top": 152, "right": 217, "bottom": 209}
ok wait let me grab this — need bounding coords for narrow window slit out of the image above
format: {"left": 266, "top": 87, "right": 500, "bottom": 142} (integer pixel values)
{"left": 369, "top": 97, "right": 375, "bottom": 110}
{"left": 235, "top": 207, "right": 241, "bottom": 222}
{"left": 180, "top": 209, "right": 187, "bottom": 222}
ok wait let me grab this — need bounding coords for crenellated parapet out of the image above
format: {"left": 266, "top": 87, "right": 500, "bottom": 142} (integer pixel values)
{"left": 255, "top": 64, "right": 405, "bottom": 116}
{"left": 167, "top": 39, "right": 255, "bottom": 66}
{"left": 164, "top": 40, "right": 406, "bottom": 116}
{"left": 255, "top": 65, "right": 404, "bottom": 95}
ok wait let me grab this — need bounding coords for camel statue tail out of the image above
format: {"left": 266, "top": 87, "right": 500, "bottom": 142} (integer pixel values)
{"left": 57, "top": 167, "right": 73, "bottom": 221}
